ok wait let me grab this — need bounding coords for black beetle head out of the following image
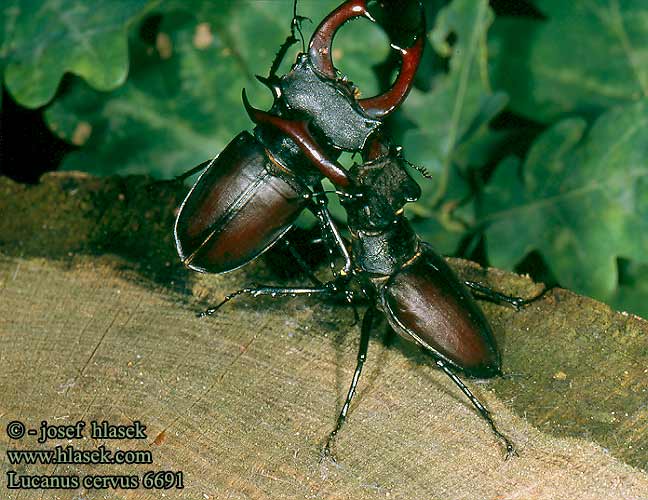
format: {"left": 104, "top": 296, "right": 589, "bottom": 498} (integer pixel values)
{"left": 344, "top": 151, "right": 421, "bottom": 230}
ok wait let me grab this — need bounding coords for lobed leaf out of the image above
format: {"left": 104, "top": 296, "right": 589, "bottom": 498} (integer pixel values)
{"left": 44, "top": 0, "right": 388, "bottom": 178}
{"left": 401, "top": 0, "right": 503, "bottom": 252}
{"left": 489, "top": 0, "right": 648, "bottom": 123}
{"left": 481, "top": 101, "right": 648, "bottom": 301}
{"left": 1, "top": 0, "right": 154, "bottom": 108}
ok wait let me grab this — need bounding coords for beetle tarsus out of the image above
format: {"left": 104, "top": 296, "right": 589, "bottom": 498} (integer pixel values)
{"left": 199, "top": 283, "right": 335, "bottom": 318}
{"left": 323, "top": 307, "right": 374, "bottom": 454}
{"left": 435, "top": 359, "right": 517, "bottom": 459}
{"left": 319, "top": 439, "right": 338, "bottom": 464}
{"left": 464, "top": 280, "right": 550, "bottom": 311}
{"left": 487, "top": 415, "right": 517, "bottom": 459}
{"left": 198, "top": 288, "right": 253, "bottom": 317}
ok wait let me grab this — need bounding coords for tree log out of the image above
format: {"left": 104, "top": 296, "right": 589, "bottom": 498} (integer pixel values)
{"left": 0, "top": 173, "right": 646, "bottom": 499}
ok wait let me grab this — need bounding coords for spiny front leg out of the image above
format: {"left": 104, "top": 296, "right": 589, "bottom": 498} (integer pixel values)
{"left": 199, "top": 284, "right": 334, "bottom": 318}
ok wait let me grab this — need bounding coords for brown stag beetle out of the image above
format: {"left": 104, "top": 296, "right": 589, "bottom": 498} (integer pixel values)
{"left": 174, "top": 0, "right": 425, "bottom": 274}
{"left": 202, "top": 141, "right": 547, "bottom": 458}
{"left": 313, "top": 144, "right": 549, "bottom": 457}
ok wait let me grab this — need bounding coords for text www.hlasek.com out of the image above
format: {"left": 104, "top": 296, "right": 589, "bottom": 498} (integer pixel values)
{"left": 7, "top": 445, "right": 152, "bottom": 465}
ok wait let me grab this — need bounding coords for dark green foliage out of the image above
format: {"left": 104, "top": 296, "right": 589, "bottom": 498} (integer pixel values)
{"left": 1, "top": 0, "right": 152, "bottom": 108}
{"left": 481, "top": 104, "right": 648, "bottom": 302}
{"left": 2, "top": 0, "right": 647, "bottom": 316}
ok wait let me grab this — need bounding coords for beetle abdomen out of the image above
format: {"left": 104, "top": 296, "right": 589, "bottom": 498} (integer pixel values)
{"left": 382, "top": 244, "right": 500, "bottom": 377}
{"left": 174, "top": 131, "right": 308, "bottom": 273}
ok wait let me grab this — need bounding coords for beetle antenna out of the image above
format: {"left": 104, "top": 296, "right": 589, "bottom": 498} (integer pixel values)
{"left": 403, "top": 157, "right": 433, "bottom": 180}
{"left": 265, "top": 0, "right": 310, "bottom": 80}
{"left": 414, "top": 164, "right": 434, "bottom": 179}
{"left": 292, "top": 0, "right": 309, "bottom": 53}
{"left": 435, "top": 359, "right": 517, "bottom": 459}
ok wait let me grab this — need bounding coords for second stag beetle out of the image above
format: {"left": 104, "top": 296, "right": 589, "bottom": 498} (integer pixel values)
{"left": 207, "top": 144, "right": 544, "bottom": 458}
{"left": 174, "top": 0, "right": 425, "bottom": 274}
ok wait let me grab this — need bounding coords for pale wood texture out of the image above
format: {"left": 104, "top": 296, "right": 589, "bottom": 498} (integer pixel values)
{"left": 1, "top": 174, "right": 647, "bottom": 499}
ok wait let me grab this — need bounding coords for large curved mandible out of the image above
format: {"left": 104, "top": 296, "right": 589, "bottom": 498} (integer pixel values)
{"left": 308, "top": 0, "right": 426, "bottom": 119}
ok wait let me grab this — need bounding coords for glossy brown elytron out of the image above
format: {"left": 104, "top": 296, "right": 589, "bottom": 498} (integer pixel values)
{"left": 174, "top": 132, "right": 308, "bottom": 273}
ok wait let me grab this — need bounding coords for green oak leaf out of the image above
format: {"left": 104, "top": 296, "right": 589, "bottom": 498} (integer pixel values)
{"left": 480, "top": 101, "right": 648, "bottom": 301}
{"left": 490, "top": 0, "right": 648, "bottom": 123}
{"left": 45, "top": 0, "right": 388, "bottom": 177}
{"left": 400, "top": 0, "right": 504, "bottom": 251}
{"left": 1, "top": 0, "right": 154, "bottom": 108}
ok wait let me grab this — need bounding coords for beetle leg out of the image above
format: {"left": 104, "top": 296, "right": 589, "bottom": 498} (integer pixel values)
{"left": 346, "top": 291, "right": 361, "bottom": 326}
{"left": 464, "top": 281, "right": 551, "bottom": 311}
{"left": 172, "top": 158, "right": 214, "bottom": 183}
{"left": 311, "top": 205, "right": 340, "bottom": 279}
{"left": 322, "top": 306, "right": 375, "bottom": 460}
{"left": 302, "top": 186, "right": 353, "bottom": 278}
{"left": 146, "top": 158, "right": 214, "bottom": 192}
{"left": 198, "top": 284, "right": 336, "bottom": 318}
{"left": 310, "top": 197, "right": 353, "bottom": 276}
{"left": 435, "top": 359, "right": 517, "bottom": 459}
{"left": 281, "top": 238, "right": 323, "bottom": 286}
{"left": 303, "top": 199, "right": 361, "bottom": 326}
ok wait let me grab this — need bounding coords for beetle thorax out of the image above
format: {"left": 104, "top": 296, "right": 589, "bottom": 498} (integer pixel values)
{"left": 344, "top": 152, "right": 421, "bottom": 230}
{"left": 350, "top": 218, "right": 419, "bottom": 276}
{"left": 280, "top": 55, "right": 381, "bottom": 151}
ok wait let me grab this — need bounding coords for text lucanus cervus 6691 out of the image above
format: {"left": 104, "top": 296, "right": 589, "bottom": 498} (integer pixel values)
{"left": 174, "top": 0, "right": 544, "bottom": 458}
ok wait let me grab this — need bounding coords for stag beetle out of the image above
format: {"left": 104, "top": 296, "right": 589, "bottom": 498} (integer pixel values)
{"left": 176, "top": 0, "right": 544, "bottom": 458}
{"left": 203, "top": 143, "right": 543, "bottom": 457}
{"left": 174, "top": 0, "right": 424, "bottom": 273}
{"left": 304, "top": 146, "right": 545, "bottom": 456}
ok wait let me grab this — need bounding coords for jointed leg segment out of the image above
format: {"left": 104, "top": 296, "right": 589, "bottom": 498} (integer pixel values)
{"left": 198, "top": 284, "right": 334, "bottom": 318}
{"left": 323, "top": 306, "right": 375, "bottom": 458}
{"left": 464, "top": 280, "right": 549, "bottom": 310}
{"left": 436, "top": 359, "right": 516, "bottom": 458}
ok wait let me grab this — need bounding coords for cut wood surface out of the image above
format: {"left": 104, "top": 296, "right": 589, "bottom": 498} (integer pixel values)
{"left": 0, "top": 173, "right": 647, "bottom": 500}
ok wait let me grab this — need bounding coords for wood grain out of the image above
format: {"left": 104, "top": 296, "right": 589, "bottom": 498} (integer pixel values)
{"left": 0, "top": 174, "right": 646, "bottom": 499}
